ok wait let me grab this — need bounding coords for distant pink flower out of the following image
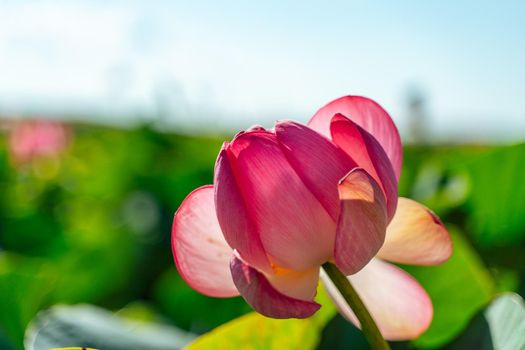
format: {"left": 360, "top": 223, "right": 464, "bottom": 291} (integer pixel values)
{"left": 172, "top": 96, "right": 452, "bottom": 340}
{"left": 8, "top": 120, "right": 69, "bottom": 164}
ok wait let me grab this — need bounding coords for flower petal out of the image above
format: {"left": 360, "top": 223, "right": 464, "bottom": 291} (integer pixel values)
{"left": 231, "top": 254, "right": 321, "bottom": 318}
{"left": 330, "top": 114, "right": 398, "bottom": 220}
{"left": 265, "top": 265, "right": 321, "bottom": 301}
{"left": 274, "top": 120, "right": 357, "bottom": 220}
{"left": 308, "top": 95, "right": 402, "bottom": 179}
{"left": 226, "top": 130, "right": 335, "bottom": 271}
{"left": 321, "top": 258, "right": 433, "bottom": 340}
{"left": 378, "top": 198, "right": 452, "bottom": 265}
{"left": 171, "top": 185, "right": 239, "bottom": 297}
{"left": 334, "top": 168, "right": 388, "bottom": 275}
{"left": 215, "top": 145, "right": 272, "bottom": 273}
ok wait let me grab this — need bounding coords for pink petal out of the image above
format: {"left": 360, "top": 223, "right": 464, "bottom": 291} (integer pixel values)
{"left": 330, "top": 114, "right": 398, "bottom": 220}
{"left": 226, "top": 130, "right": 335, "bottom": 271}
{"left": 377, "top": 198, "right": 452, "bottom": 265}
{"left": 308, "top": 95, "right": 402, "bottom": 179}
{"left": 231, "top": 254, "right": 321, "bottom": 318}
{"left": 322, "top": 258, "right": 433, "bottom": 340}
{"left": 215, "top": 145, "right": 272, "bottom": 273}
{"left": 334, "top": 168, "right": 388, "bottom": 275}
{"left": 171, "top": 185, "right": 239, "bottom": 298}
{"left": 274, "top": 120, "right": 357, "bottom": 220}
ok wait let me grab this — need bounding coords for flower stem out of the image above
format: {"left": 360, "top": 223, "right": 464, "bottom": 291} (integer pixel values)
{"left": 322, "top": 262, "right": 391, "bottom": 350}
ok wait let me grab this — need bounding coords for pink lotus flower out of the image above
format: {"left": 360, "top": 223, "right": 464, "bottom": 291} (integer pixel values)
{"left": 8, "top": 120, "right": 69, "bottom": 164}
{"left": 172, "top": 96, "right": 452, "bottom": 340}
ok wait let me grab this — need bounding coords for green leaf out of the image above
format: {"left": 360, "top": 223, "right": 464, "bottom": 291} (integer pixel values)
{"left": 25, "top": 304, "right": 194, "bottom": 350}
{"left": 444, "top": 293, "right": 525, "bottom": 350}
{"left": 0, "top": 253, "right": 56, "bottom": 350}
{"left": 483, "top": 293, "right": 525, "bottom": 350}
{"left": 403, "top": 230, "right": 495, "bottom": 349}
{"left": 153, "top": 269, "right": 252, "bottom": 333}
{"left": 463, "top": 142, "right": 525, "bottom": 245}
{"left": 186, "top": 286, "right": 337, "bottom": 350}
{"left": 50, "top": 348, "right": 97, "bottom": 350}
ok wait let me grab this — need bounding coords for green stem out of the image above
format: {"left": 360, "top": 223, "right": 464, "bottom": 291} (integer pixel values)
{"left": 322, "top": 262, "right": 391, "bottom": 350}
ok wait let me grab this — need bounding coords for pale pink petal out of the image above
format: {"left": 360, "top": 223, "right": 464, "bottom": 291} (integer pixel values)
{"left": 275, "top": 120, "right": 357, "bottom": 220}
{"left": 334, "top": 168, "right": 388, "bottom": 275}
{"left": 378, "top": 198, "right": 452, "bottom": 265}
{"left": 226, "top": 130, "right": 335, "bottom": 271}
{"left": 214, "top": 145, "right": 272, "bottom": 273}
{"left": 308, "top": 95, "right": 402, "bottom": 179}
{"left": 330, "top": 114, "right": 398, "bottom": 220}
{"left": 322, "top": 258, "right": 433, "bottom": 341}
{"left": 231, "top": 254, "right": 321, "bottom": 318}
{"left": 171, "top": 185, "right": 239, "bottom": 298}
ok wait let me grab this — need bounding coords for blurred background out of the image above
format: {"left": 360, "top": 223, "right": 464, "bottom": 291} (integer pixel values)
{"left": 0, "top": 1, "right": 524, "bottom": 349}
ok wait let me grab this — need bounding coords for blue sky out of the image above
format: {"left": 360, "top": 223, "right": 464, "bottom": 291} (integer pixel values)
{"left": 0, "top": 0, "right": 524, "bottom": 140}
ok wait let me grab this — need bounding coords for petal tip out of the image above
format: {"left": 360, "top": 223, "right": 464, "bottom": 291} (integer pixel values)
{"left": 378, "top": 198, "right": 453, "bottom": 266}
{"left": 309, "top": 95, "right": 403, "bottom": 179}
{"left": 330, "top": 113, "right": 349, "bottom": 123}
{"left": 421, "top": 209, "right": 453, "bottom": 265}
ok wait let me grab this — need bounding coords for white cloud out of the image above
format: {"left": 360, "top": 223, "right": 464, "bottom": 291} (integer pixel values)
{"left": 0, "top": 1, "right": 135, "bottom": 103}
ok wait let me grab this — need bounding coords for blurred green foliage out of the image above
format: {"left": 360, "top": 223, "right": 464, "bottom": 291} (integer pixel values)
{"left": 405, "top": 231, "right": 494, "bottom": 348}
{"left": 186, "top": 286, "right": 336, "bottom": 350}
{"left": 444, "top": 293, "right": 525, "bottom": 350}
{"left": 0, "top": 123, "right": 524, "bottom": 349}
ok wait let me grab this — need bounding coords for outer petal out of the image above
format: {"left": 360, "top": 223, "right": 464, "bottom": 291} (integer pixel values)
{"left": 321, "top": 258, "right": 433, "bottom": 340}
{"left": 334, "top": 168, "right": 388, "bottom": 275}
{"left": 275, "top": 120, "right": 357, "bottom": 220}
{"left": 172, "top": 185, "right": 239, "bottom": 297}
{"left": 308, "top": 95, "right": 402, "bottom": 179}
{"left": 377, "top": 198, "right": 452, "bottom": 265}
{"left": 330, "top": 114, "right": 398, "bottom": 220}
{"left": 215, "top": 145, "right": 272, "bottom": 273}
{"left": 227, "top": 130, "right": 335, "bottom": 271}
{"left": 231, "top": 254, "right": 321, "bottom": 319}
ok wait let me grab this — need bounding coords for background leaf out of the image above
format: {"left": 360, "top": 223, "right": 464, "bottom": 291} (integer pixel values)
{"left": 403, "top": 230, "right": 495, "bottom": 348}
{"left": 0, "top": 253, "right": 56, "bottom": 350}
{"left": 462, "top": 143, "right": 525, "bottom": 246}
{"left": 186, "top": 287, "right": 336, "bottom": 350}
{"left": 24, "top": 304, "right": 194, "bottom": 350}
{"left": 444, "top": 293, "right": 525, "bottom": 350}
